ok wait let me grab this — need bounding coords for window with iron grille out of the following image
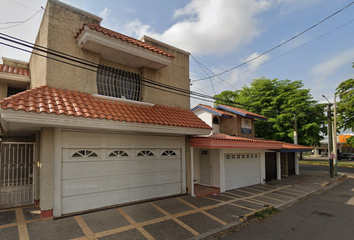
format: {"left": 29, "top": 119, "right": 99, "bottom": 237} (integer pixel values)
{"left": 97, "top": 65, "right": 142, "bottom": 101}
{"left": 7, "top": 87, "right": 26, "bottom": 97}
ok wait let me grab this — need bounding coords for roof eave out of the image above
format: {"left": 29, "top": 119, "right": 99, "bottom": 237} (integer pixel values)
{"left": 0, "top": 110, "right": 212, "bottom": 136}
{"left": 190, "top": 138, "right": 282, "bottom": 149}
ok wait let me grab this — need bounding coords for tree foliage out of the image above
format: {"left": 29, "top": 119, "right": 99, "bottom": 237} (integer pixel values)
{"left": 346, "top": 136, "right": 354, "bottom": 148}
{"left": 336, "top": 62, "right": 354, "bottom": 131}
{"left": 214, "top": 77, "right": 326, "bottom": 146}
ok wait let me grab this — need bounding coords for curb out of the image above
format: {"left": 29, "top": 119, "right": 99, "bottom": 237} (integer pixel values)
{"left": 194, "top": 175, "right": 346, "bottom": 240}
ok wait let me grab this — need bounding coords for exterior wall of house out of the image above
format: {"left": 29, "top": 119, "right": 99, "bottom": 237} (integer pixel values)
{"left": 210, "top": 149, "right": 220, "bottom": 187}
{"left": 30, "top": 0, "right": 101, "bottom": 93}
{"left": 193, "top": 109, "right": 212, "bottom": 127}
{"left": 185, "top": 136, "right": 191, "bottom": 194}
{"left": 34, "top": 131, "right": 41, "bottom": 202}
{"left": 30, "top": 1, "right": 190, "bottom": 110}
{"left": 220, "top": 115, "right": 237, "bottom": 136}
{"left": 0, "top": 82, "right": 7, "bottom": 99}
{"left": 39, "top": 127, "right": 55, "bottom": 212}
{"left": 235, "top": 115, "right": 255, "bottom": 138}
{"left": 142, "top": 36, "right": 190, "bottom": 110}
{"left": 219, "top": 114, "right": 255, "bottom": 138}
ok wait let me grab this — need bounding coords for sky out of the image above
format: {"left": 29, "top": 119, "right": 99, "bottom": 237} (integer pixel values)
{"left": 0, "top": 0, "right": 353, "bottom": 108}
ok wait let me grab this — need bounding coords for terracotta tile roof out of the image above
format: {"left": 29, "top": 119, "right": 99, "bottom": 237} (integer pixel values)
{"left": 216, "top": 105, "right": 267, "bottom": 120}
{"left": 191, "top": 104, "right": 233, "bottom": 116}
{"left": 0, "top": 85, "right": 211, "bottom": 130}
{"left": 193, "top": 133, "right": 279, "bottom": 143}
{"left": 0, "top": 64, "right": 30, "bottom": 77}
{"left": 75, "top": 23, "right": 175, "bottom": 59}
{"left": 191, "top": 133, "right": 312, "bottom": 151}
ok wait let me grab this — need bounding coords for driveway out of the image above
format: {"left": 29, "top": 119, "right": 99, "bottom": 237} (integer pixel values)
{"left": 0, "top": 170, "right": 339, "bottom": 240}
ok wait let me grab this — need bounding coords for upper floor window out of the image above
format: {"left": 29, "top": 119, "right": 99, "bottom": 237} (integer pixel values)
{"left": 7, "top": 87, "right": 26, "bottom": 97}
{"left": 97, "top": 65, "right": 142, "bottom": 101}
{"left": 212, "top": 116, "right": 220, "bottom": 124}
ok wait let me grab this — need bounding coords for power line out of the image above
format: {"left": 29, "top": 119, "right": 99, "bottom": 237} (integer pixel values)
{"left": 0, "top": 33, "right": 325, "bottom": 117}
{"left": 0, "top": 8, "right": 43, "bottom": 29}
{"left": 192, "top": 1, "right": 354, "bottom": 82}
{"left": 0, "top": 34, "right": 252, "bottom": 109}
{"left": 193, "top": 17, "right": 354, "bottom": 87}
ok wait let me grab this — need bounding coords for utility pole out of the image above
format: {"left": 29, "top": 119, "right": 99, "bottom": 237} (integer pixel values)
{"left": 333, "top": 94, "right": 338, "bottom": 176}
{"left": 294, "top": 114, "right": 298, "bottom": 144}
{"left": 323, "top": 95, "right": 333, "bottom": 178}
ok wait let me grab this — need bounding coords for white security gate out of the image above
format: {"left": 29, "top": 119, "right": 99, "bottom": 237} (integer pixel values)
{"left": 225, "top": 153, "right": 260, "bottom": 191}
{"left": 61, "top": 132, "right": 183, "bottom": 215}
{"left": 0, "top": 142, "right": 35, "bottom": 208}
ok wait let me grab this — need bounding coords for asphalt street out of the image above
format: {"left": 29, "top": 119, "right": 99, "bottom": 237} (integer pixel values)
{"left": 216, "top": 175, "right": 354, "bottom": 240}
{"left": 300, "top": 163, "right": 354, "bottom": 177}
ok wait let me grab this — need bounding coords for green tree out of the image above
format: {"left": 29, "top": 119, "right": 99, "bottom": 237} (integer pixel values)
{"left": 214, "top": 77, "right": 326, "bottom": 146}
{"left": 346, "top": 136, "right": 354, "bottom": 148}
{"left": 336, "top": 63, "right": 354, "bottom": 131}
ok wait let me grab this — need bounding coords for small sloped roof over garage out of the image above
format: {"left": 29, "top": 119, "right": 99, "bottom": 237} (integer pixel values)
{"left": 0, "top": 85, "right": 212, "bottom": 135}
{"left": 190, "top": 133, "right": 313, "bottom": 152}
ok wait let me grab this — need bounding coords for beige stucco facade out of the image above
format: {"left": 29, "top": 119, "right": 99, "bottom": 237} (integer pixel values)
{"left": 30, "top": 0, "right": 190, "bottom": 110}
{"left": 39, "top": 127, "right": 55, "bottom": 211}
{"left": 9, "top": 0, "right": 194, "bottom": 216}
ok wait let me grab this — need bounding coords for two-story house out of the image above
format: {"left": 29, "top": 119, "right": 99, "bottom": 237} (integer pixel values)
{"left": 0, "top": 0, "right": 211, "bottom": 218}
{"left": 190, "top": 104, "right": 312, "bottom": 197}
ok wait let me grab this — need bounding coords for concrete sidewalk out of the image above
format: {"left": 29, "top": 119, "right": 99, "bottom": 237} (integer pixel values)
{"left": 0, "top": 170, "right": 341, "bottom": 240}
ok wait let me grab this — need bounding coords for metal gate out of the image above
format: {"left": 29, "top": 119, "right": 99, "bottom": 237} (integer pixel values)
{"left": 0, "top": 142, "right": 35, "bottom": 208}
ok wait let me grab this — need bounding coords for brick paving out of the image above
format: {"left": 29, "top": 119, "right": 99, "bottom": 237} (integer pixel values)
{"left": 0, "top": 170, "right": 338, "bottom": 240}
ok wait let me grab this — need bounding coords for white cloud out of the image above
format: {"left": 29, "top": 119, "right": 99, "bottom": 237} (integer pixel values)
{"left": 99, "top": 7, "right": 110, "bottom": 19}
{"left": 123, "top": 0, "right": 274, "bottom": 55}
{"left": 311, "top": 48, "right": 354, "bottom": 82}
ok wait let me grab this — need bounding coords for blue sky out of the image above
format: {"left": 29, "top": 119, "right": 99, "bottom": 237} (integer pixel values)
{"left": 1, "top": 0, "right": 353, "bottom": 108}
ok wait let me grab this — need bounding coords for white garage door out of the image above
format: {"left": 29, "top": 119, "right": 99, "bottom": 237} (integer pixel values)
{"left": 225, "top": 153, "right": 261, "bottom": 191}
{"left": 61, "top": 132, "right": 182, "bottom": 215}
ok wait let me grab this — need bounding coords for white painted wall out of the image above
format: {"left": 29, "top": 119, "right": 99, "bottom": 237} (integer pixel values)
{"left": 194, "top": 109, "right": 212, "bottom": 127}
{"left": 211, "top": 149, "right": 220, "bottom": 187}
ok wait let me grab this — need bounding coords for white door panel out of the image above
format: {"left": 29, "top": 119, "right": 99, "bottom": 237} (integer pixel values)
{"left": 225, "top": 153, "right": 260, "bottom": 191}
{"left": 61, "top": 131, "right": 182, "bottom": 215}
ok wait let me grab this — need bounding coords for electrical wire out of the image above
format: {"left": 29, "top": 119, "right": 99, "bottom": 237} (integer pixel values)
{"left": 192, "top": 1, "right": 354, "bottom": 81}
{"left": 0, "top": 8, "right": 43, "bottom": 29}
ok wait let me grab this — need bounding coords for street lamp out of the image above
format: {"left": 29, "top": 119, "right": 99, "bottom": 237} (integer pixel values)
{"left": 322, "top": 95, "right": 334, "bottom": 178}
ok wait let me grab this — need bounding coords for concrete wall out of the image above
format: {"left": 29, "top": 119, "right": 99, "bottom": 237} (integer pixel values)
{"left": 236, "top": 115, "right": 255, "bottom": 138}
{"left": 0, "top": 82, "right": 7, "bottom": 99}
{"left": 219, "top": 114, "right": 255, "bottom": 138}
{"left": 142, "top": 36, "right": 190, "bottom": 109}
{"left": 34, "top": 131, "right": 41, "bottom": 202}
{"left": 210, "top": 149, "right": 220, "bottom": 187}
{"left": 30, "top": 0, "right": 101, "bottom": 93}
{"left": 220, "top": 115, "right": 237, "bottom": 136}
{"left": 39, "top": 127, "right": 55, "bottom": 211}
{"left": 29, "top": 1, "right": 190, "bottom": 110}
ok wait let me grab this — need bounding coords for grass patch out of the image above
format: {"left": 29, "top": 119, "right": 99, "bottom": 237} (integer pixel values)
{"left": 300, "top": 160, "right": 354, "bottom": 168}
{"left": 253, "top": 206, "right": 280, "bottom": 220}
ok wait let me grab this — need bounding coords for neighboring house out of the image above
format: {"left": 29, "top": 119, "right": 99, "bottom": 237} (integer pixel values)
{"left": 0, "top": 58, "right": 30, "bottom": 98}
{"left": 0, "top": 0, "right": 211, "bottom": 218}
{"left": 190, "top": 104, "right": 312, "bottom": 196}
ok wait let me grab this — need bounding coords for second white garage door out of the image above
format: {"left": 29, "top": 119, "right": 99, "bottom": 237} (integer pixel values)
{"left": 61, "top": 131, "right": 183, "bottom": 215}
{"left": 225, "top": 153, "right": 261, "bottom": 191}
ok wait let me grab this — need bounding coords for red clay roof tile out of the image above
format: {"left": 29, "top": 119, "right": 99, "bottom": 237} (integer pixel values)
{"left": 192, "top": 133, "right": 312, "bottom": 150}
{"left": 193, "top": 104, "right": 233, "bottom": 116}
{"left": 0, "top": 64, "right": 30, "bottom": 77}
{"left": 75, "top": 23, "right": 175, "bottom": 59}
{"left": 0, "top": 85, "right": 211, "bottom": 130}
{"left": 217, "top": 105, "right": 267, "bottom": 120}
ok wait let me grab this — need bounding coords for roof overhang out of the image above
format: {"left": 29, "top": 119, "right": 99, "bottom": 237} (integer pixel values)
{"left": 0, "top": 72, "right": 30, "bottom": 88}
{"left": 76, "top": 25, "right": 172, "bottom": 70}
{"left": 0, "top": 110, "right": 211, "bottom": 136}
{"left": 272, "top": 148, "right": 312, "bottom": 153}
{"left": 190, "top": 137, "right": 282, "bottom": 149}
{"left": 216, "top": 105, "right": 267, "bottom": 121}
{"left": 191, "top": 105, "right": 232, "bottom": 117}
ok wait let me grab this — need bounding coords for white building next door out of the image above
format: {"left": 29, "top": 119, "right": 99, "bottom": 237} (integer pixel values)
{"left": 199, "top": 149, "right": 210, "bottom": 185}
